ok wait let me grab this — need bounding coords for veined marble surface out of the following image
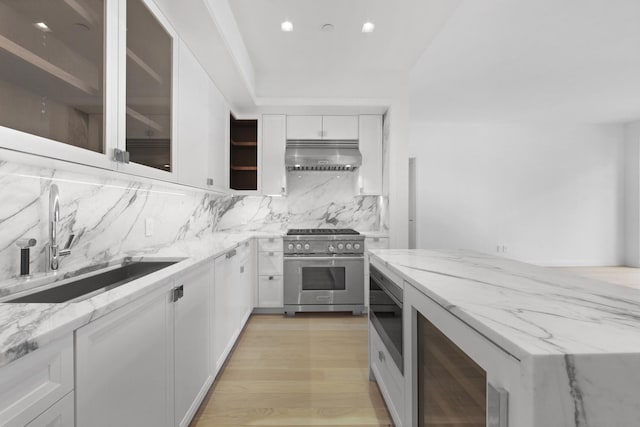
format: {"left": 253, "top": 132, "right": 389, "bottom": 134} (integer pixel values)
{"left": 371, "top": 249, "right": 640, "bottom": 427}
{"left": 370, "top": 249, "right": 640, "bottom": 357}
{"left": 0, "top": 157, "right": 383, "bottom": 284}
{"left": 217, "top": 172, "right": 382, "bottom": 232}
{"left": 0, "top": 232, "right": 269, "bottom": 369}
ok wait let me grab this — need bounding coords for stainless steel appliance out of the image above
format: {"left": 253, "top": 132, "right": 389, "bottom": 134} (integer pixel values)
{"left": 369, "top": 265, "right": 403, "bottom": 373}
{"left": 283, "top": 228, "right": 365, "bottom": 316}
{"left": 285, "top": 140, "right": 362, "bottom": 171}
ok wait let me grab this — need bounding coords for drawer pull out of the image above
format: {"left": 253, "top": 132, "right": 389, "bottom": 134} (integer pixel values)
{"left": 268, "top": 276, "right": 274, "bottom": 280}
{"left": 373, "top": 237, "right": 380, "bottom": 242}
{"left": 268, "top": 238, "right": 275, "bottom": 243}
{"left": 268, "top": 251, "right": 275, "bottom": 256}
{"left": 240, "top": 266, "right": 244, "bottom": 274}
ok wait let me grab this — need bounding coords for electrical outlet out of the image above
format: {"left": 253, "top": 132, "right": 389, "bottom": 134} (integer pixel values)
{"left": 145, "top": 218, "right": 154, "bottom": 237}
{"left": 502, "top": 245, "right": 508, "bottom": 253}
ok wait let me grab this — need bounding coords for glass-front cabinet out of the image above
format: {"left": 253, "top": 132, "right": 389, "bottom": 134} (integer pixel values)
{"left": 404, "top": 283, "right": 514, "bottom": 427}
{"left": 0, "top": 0, "right": 106, "bottom": 155}
{"left": 124, "top": 0, "right": 173, "bottom": 173}
{"left": 418, "top": 313, "right": 486, "bottom": 426}
{"left": 0, "top": 0, "right": 177, "bottom": 179}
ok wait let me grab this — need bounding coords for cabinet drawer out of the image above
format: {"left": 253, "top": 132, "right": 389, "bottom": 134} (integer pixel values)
{"left": 25, "top": 392, "right": 74, "bottom": 427}
{"left": 369, "top": 325, "right": 404, "bottom": 427}
{"left": 258, "top": 251, "right": 283, "bottom": 276}
{"left": 258, "top": 275, "right": 284, "bottom": 308}
{"left": 0, "top": 335, "right": 74, "bottom": 427}
{"left": 258, "top": 237, "right": 282, "bottom": 252}
{"left": 366, "top": 237, "right": 389, "bottom": 250}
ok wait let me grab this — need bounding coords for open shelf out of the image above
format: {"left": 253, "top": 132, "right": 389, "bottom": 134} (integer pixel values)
{"left": 0, "top": 34, "right": 99, "bottom": 96}
{"left": 230, "top": 165, "right": 257, "bottom": 171}
{"left": 229, "top": 114, "right": 258, "bottom": 190}
{"left": 231, "top": 139, "right": 257, "bottom": 147}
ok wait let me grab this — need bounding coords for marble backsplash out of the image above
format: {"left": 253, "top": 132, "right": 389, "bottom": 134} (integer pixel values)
{"left": 218, "top": 172, "right": 382, "bottom": 233}
{"left": 0, "top": 158, "right": 383, "bottom": 283}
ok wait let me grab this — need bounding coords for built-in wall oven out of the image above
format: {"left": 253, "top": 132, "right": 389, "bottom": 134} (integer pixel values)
{"left": 369, "top": 265, "right": 403, "bottom": 373}
{"left": 283, "top": 229, "right": 366, "bottom": 316}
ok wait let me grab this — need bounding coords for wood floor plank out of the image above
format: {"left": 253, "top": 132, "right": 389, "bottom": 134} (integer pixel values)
{"left": 191, "top": 314, "right": 394, "bottom": 427}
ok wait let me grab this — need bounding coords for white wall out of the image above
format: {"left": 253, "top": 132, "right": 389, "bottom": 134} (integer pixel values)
{"left": 409, "top": 123, "right": 625, "bottom": 266}
{"left": 624, "top": 121, "right": 640, "bottom": 266}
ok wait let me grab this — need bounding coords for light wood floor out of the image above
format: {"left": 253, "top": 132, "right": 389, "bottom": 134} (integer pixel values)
{"left": 557, "top": 266, "right": 640, "bottom": 290}
{"left": 191, "top": 314, "right": 394, "bottom": 427}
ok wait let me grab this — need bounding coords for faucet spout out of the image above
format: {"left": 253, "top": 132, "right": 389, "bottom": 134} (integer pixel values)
{"left": 48, "top": 184, "right": 72, "bottom": 271}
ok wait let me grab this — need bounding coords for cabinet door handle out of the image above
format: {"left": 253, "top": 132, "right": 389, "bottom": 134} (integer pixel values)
{"left": 172, "top": 285, "right": 184, "bottom": 302}
{"left": 268, "top": 276, "right": 274, "bottom": 280}
{"left": 240, "top": 266, "right": 244, "bottom": 274}
{"left": 487, "top": 383, "right": 509, "bottom": 427}
{"left": 268, "top": 251, "right": 274, "bottom": 256}
{"left": 226, "top": 249, "right": 237, "bottom": 259}
{"left": 378, "top": 351, "right": 385, "bottom": 363}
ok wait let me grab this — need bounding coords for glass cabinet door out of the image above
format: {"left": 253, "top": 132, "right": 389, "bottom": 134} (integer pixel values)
{"left": 125, "top": 0, "right": 172, "bottom": 172}
{"left": 418, "top": 313, "right": 486, "bottom": 427}
{"left": 0, "top": 0, "right": 105, "bottom": 152}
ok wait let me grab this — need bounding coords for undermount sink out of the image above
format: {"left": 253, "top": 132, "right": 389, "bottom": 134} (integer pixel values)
{"left": 6, "top": 261, "right": 179, "bottom": 304}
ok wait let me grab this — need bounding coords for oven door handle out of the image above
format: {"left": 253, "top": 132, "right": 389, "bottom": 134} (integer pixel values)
{"left": 375, "top": 279, "right": 403, "bottom": 308}
{"left": 284, "top": 256, "right": 364, "bottom": 262}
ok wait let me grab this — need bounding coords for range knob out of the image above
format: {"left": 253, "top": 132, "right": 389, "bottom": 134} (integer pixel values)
{"left": 346, "top": 243, "right": 353, "bottom": 250}
{"left": 354, "top": 243, "right": 361, "bottom": 250}
{"left": 304, "top": 243, "right": 310, "bottom": 250}
{"left": 328, "top": 245, "right": 335, "bottom": 252}
{"left": 337, "top": 243, "right": 344, "bottom": 250}
{"left": 288, "top": 243, "right": 294, "bottom": 250}
{"left": 296, "top": 243, "right": 302, "bottom": 250}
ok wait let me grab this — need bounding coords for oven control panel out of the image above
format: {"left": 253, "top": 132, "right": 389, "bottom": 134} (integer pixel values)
{"left": 284, "top": 238, "right": 364, "bottom": 255}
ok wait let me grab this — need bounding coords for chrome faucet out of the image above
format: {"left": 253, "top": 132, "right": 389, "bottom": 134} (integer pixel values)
{"left": 47, "top": 184, "right": 74, "bottom": 271}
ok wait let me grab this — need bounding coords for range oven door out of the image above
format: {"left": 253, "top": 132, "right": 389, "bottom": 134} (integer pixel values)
{"left": 283, "top": 256, "right": 364, "bottom": 305}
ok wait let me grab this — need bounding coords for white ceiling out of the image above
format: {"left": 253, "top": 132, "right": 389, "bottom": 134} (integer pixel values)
{"left": 229, "top": 0, "right": 460, "bottom": 100}
{"left": 410, "top": 0, "right": 640, "bottom": 123}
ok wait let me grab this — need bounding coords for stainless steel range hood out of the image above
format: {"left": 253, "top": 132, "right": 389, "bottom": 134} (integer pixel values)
{"left": 285, "top": 140, "right": 362, "bottom": 171}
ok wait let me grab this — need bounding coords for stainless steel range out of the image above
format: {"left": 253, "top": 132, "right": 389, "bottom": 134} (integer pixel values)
{"left": 283, "top": 228, "right": 366, "bottom": 316}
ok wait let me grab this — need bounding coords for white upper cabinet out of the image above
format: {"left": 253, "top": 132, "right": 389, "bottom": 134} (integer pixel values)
{"left": 207, "top": 80, "right": 229, "bottom": 190}
{"left": 0, "top": 0, "right": 116, "bottom": 170}
{"left": 286, "top": 116, "right": 323, "bottom": 140}
{"left": 117, "top": 0, "right": 178, "bottom": 182}
{"left": 286, "top": 115, "right": 358, "bottom": 140}
{"left": 358, "top": 115, "right": 383, "bottom": 195}
{"left": 261, "top": 115, "right": 287, "bottom": 195}
{"left": 322, "top": 116, "right": 359, "bottom": 140}
{"left": 177, "top": 41, "right": 210, "bottom": 189}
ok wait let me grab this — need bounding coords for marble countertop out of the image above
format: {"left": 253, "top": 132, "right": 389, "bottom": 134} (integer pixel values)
{"left": 370, "top": 249, "right": 640, "bottom": 359}
{"left": 0, "top": 232, "right": 280, "bottom": 369}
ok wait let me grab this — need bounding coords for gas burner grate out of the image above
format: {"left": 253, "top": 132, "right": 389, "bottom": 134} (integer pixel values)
{"left": 286, "top": 228, "right": 360, "bottom": 236}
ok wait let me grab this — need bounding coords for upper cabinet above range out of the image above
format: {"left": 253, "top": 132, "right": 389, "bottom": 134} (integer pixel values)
{"left": 286, "top": 115, "right": 358, "bottom": 140}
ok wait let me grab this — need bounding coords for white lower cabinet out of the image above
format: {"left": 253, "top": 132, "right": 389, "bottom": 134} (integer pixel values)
{"left": 25, "top": 392, "right": 73, "bottom": 427}
{"left": 370, "top": 325, "right": 404, "bottom": 427}
{"left": 76, "top": 282, "right": 175, "bottom": 427}
{"left": 257, "top": 275, "right": 284, "bottom": 307}
{"left": 213, "top": 242, "right": 255, "bottom": 374}
{"left": 174, "top": 264, "right": 213, "bottom": 427}
{"left": 0, "top": 335, "right": 73, "bottom": 427}
{"left": 256, "top": 238, "right": 283, "bottom": 309}
{"left": 257, "top": 251, "right": 283, "bottom": 276}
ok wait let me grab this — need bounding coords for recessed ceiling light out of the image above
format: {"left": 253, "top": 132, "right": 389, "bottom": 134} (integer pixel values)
{"left": 34, "top": 22, "right": 51, "bottom": 32}
{"left": 362, "top": 22, "right": 375, "bottom": 33}
{"left": 281, "top": 20, "right": 293, "bottom": 32}
{"left": 321, "top": 23, "right": 334, "bottom": 32}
